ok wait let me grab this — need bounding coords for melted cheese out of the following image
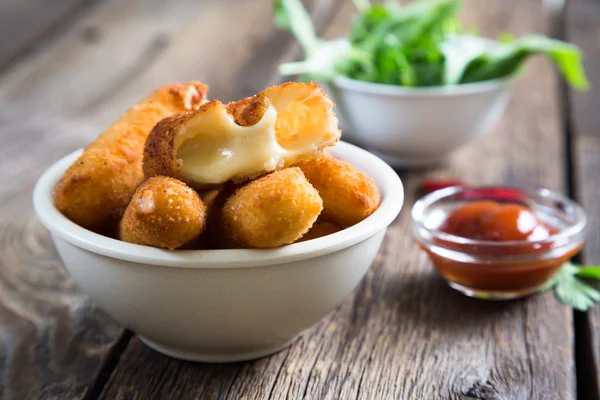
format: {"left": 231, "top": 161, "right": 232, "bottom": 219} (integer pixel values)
{"left": 173, "top": 84, "right": 339, "bottom": 186}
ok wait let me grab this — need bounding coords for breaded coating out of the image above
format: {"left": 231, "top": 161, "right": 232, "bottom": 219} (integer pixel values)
{"left": 143, "top": 82, "right": 340, "bottom": 188}
{"left": 297, "top": 220, "right": 342, "bottom": 242}
{"left": 296, "top": 154, "right": 380, "bottom": 227}
{"left": 221, "top": 168, "right": 323, "bottom": 248}
{"left": 120, "top": 177, "right": 206, "bottom": 250}
{"left": 54, "top": 82, "right": 208, "bottom": 232}
{"left": 226, "top": 94, "right": 269, "bottom": 127}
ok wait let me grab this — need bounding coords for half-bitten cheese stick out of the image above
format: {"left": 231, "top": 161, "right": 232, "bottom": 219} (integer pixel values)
{"left": 143, "top": 82, "right": 340, "bottom": 189}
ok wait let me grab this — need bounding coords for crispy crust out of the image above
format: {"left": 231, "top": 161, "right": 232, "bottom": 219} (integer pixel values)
{"left": 169, "top": 82, "right": 209, "bottom": 111}
{"left": 226, "top": 94, "right": 269, "bottom": 127}
{"left": 54, "top": 82, "right": 208, "bottom": 232}
{"left": 119, "top": 176, "right": 207, "bottom": 250}
{"left": 143, "top": 100, "right": 225, "bottom": 186}
{"left": 296, "top": 154, "right": 381, "bottom": 227}
{"left": 143, "top": 97, "right": 259, "bottom": 183}
{"left": 143, "top": 111, "right": 192, "bottom": 181}
{"left": 221, "top": 167, "right": 323, "bottom": 248}
{"left": 267, "top": 81, "right": 334, "bottom": 103}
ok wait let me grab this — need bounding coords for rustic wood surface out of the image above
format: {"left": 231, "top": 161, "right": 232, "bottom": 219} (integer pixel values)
{"left": 0, "top": 0, "right": 596, "bottom": 399}
{"left": 567, "top": 0, "right": 600, "bottom": 398}
{"left": 0, "top": 0, "right": 94, "bottom": 71}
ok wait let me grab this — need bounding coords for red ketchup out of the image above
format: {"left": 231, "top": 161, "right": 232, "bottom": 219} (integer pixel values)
{"left": 425, "top": 201, "right": 578, "bottom": 294}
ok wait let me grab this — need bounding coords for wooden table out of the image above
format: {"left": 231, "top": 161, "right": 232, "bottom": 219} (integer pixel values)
{"left": 0, "top": 0, "right": 598, "bottom": 399}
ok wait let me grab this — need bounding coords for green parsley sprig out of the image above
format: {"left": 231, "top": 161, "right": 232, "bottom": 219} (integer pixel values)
{"left": 541, "top": 262, "right": 600, "bottom": 311}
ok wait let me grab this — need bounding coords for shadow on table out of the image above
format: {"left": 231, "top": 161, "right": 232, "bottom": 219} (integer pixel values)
{"left": 381, "top": 268, "right": 526, "bottom": 335}
{"left": 110, "top": 336, "right": 276, "bottom": 398}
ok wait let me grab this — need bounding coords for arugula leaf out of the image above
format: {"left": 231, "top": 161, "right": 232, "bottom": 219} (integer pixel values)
{"left": 273, "top": 0, "right": 589, "bottom": 89}
{"left": 440, "top": 34, "right": 490, "bottom": 84}
{"left": 546, "top": 262, "right": 600, "bottom": 311}
{"left": 461, "top": 35, "right": 590, "bottom": 90}
{"left": 349, "top": 0, "right": 460, "bottom": 51}
{"left": 345, "top": 0, "right": 459, "bottom": 86}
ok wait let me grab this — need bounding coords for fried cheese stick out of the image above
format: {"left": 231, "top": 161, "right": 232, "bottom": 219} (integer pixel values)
{"left": 54, "top": 82, "right": 208, "bottom": 232}
{"left": 143, "top": 82, "right": 340, "bottom": 188}
{"left": 296, "top": 154, "right": 380, "bottom": 227}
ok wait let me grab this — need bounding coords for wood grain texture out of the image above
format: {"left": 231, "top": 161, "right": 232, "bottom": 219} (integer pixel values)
{"left": 97, "top": 1, "right": 577, "bottom": 399}
{"left": 0, "top": 0, "right": 95, "bottom": 70}
{"left": 0, "top": 0, "right": 343, "bottom": 399}
{"left": 0, "top": 0, "right": 245, "bottom": 399}
{"left": 0, "top": 119, "right": 124, "bottom": 400}
{"left": 566, "top": 0, "right": 600, "bottom": 397}
{"left": 0, "top": 2, "right": 137, "bottom": 396}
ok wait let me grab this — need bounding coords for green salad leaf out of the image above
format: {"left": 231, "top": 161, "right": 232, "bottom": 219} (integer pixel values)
{"left": 274, "top": 0, "right": 589, "bottom": 89}
{"left": 342, "top": 0, "right": 460, "bottom": 86}
{"left": 440, "top": 34, "right": 489, "bottom": 84}
{"left": 461, "top": 35, "right": 590, "bottom": 90}
{"left": 542, "top": 262, "right": 600, "bottom": 311}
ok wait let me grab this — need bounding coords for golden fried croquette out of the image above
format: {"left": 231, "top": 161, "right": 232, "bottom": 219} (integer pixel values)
{"left": 221, "top": 167, "right": 323, "bottom": 248}
{"left": 120, "top": 177, "right": 206, "bottom": 250}
{"left": 296, "top": 154, "right": 380, "bottom": 227}
{"left": 297, "top": 220, "right": 342, "bottom": 242}
{"left": 54, "top": 82, "right": 208, "bottom": 232}
{"left": 143, "top": 82, "right": 339, "bottom": 188}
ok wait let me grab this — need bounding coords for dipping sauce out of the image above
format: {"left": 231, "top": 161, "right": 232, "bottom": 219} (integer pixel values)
{"left": 422, "top": 200, "right": 582, "bottom": 298}
{"left": 441, "top": 201, "right": 558, "bottom": 242}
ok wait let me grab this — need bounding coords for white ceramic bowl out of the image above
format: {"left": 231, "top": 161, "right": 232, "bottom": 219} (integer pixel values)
{"left": 33, "top": 141, "right": 403, "bottom": 362}
{"left": 324, "top": 77, "right": 512, "bottom": 167}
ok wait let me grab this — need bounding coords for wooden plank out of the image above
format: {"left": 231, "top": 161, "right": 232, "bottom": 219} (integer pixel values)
{"left": 566, "top": 0, "right": 600, "bottom": 397}
{"left": 0, "top": 0, "right": 94, "bottom": 70}
{"left": 0, "top": 0, "right": 288, "bottom": 398}
{"left": 0, "top": 0, "right": 342, "bottom": 398}
{"left": 97, "top": 0, "right": 576, "bottom": 399}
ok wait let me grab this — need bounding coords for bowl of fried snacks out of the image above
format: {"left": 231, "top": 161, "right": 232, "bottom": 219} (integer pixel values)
{"left": 33, "top": 81, "right": 403, "bottom": 362}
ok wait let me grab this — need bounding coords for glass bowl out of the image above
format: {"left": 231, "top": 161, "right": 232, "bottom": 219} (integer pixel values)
{"left": 411, "top": 186, "right": 587, "bottom": 300}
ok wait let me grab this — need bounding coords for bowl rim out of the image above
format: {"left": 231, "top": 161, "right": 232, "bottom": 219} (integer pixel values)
{"left": 33, "top": 141, "right": 404, "bottom": 268}
{"left": 331, "top": 75, "right": 513, "bottom": 97}
{"left": 411, "top": 185, "right": 587, "bottom": 248}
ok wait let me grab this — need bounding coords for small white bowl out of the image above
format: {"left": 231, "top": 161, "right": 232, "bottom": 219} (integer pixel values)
{"left": 33, "top": 141, "right": 403, "bottom": 362}
{"left": 324, "top": 76, "right": 512, "bottom": 167}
